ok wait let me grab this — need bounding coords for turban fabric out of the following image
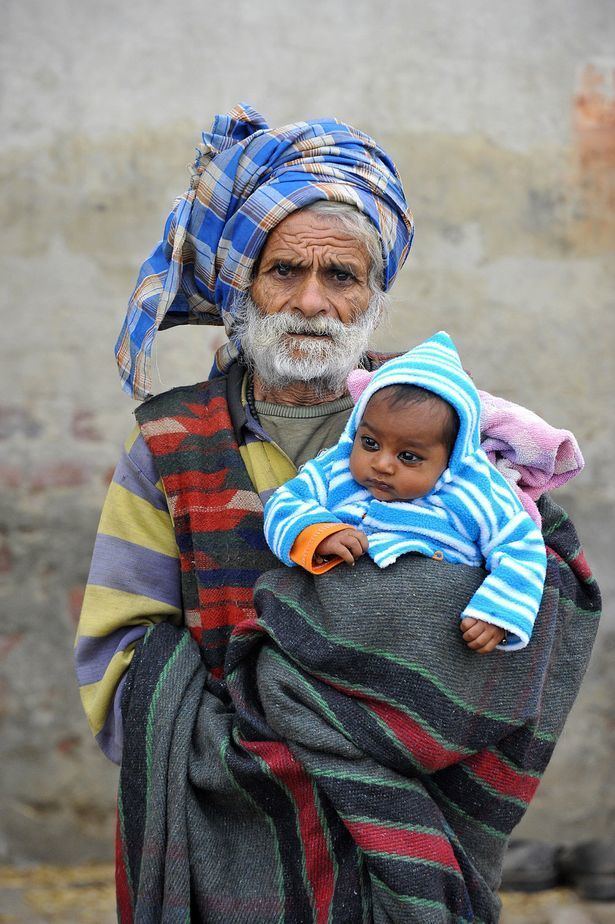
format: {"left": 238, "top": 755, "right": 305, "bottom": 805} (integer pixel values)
{"left": 115, "top": 104, "right": 414, "bottom": 399}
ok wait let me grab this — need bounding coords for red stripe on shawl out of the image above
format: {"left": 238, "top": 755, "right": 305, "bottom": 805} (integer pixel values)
{"left": 142, "top": 396, "right": 234, "bottom": 456}
{"left": 463, "top": 750, "right": 539, "bottom": 802}
{"left": 241, "top": 738, "right": 335, "bottom": 923}
{"left": 362, "top": 698, "right": 465, "bottom": 771}
{"left": 115, "top": 810, "right": 133, "bottom": 924}
{"left": 194, "top": 588, "right": 256, "bottom": 633}
{"left": 198, "top": 586, "right": 254, "bottom": 604}
{"left": 181, "top": 399, "right": 231, "bottom": 432}
{"left": 143, "top": 432, "right": 189, "bottom": 456}
{"left": 163, "top": 398, "right": 235, "bottom": 437}
{"left": 547, "top": 546, "right": 593, "bottom": 584}
{"left": 187, "top": 505, "right": 258, "bottom": 533}
{"left": 569, "top": 549, "right": 593, "bottom": 582}
{"left": 345, "top": 819, "right": 461, "bottom": 871}
{"left": 185, "top": 628, "right": 224, "bottom": 679}
{"left": 231, "top": 616, "right": 261, "bottom": 637}
{"left": 164, "top": 469, "right": 229, "bottom": 494}
{"left": 181, "top": 550, "right": 221, "bottom": 572}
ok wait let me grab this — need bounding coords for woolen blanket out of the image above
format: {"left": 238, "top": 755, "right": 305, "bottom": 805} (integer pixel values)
{"left": 117, "top": 495, "right": 600, "bottom": 923}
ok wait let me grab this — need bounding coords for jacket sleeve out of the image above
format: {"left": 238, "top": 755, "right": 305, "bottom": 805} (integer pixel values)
{"left": 263, "top": 446, "right": 348, "bottom": 566}
{"left": 74, "top": 425, "right": 183, "bottom": 763}
{"left": 453, "top": 457, "right": 547, "bottom": 650}
{"left": 290, "top": 523, "right": 353, "bottom": 572}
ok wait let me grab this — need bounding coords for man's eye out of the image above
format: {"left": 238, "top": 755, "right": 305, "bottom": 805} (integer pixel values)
{"left": 274, "top": 262, "right": 292, "bottom": 277}
{"left": 399, "top": 451, "right": 421, "bottom": 464}
{"left": 361, "top": 436, "right": 379, "bottom": 451}
{"left": 332, "top": 269, "right": 353, "bottom": 283}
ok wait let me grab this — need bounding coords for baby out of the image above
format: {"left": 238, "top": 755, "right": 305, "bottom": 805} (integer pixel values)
{"left": 264, "top": 331, "right": 547, "bottom": 653}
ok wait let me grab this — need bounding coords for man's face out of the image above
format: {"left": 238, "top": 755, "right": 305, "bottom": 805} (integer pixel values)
{"left": 251, "top": 209, "right": 372, "bottom": 328}
{"left": 238, "top": 209, "right": 383, "bottom": 395}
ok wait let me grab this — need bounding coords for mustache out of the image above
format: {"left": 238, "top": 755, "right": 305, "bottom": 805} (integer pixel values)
{"left": 253, "top": 312, "right": 350, "bottom": 339}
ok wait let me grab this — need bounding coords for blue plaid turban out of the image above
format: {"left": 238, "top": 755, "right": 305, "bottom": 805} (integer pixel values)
{"left": 115, "top": 104, "right": 414, "bottom": 399}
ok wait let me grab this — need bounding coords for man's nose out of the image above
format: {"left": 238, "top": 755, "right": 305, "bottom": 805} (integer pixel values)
{"left": 292, "top": 272, "right": 330, "bottom": 317}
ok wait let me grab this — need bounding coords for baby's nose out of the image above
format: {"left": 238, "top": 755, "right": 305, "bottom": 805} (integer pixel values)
{"left": 373, "top": 455, "right": 395, "bottom": 474}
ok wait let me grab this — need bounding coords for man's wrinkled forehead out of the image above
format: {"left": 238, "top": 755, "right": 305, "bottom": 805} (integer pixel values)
{"left": 255, "top": 211, "right": 371, "bottom": 279}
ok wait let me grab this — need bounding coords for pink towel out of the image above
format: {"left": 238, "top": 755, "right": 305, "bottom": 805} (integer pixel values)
{"left": 478, "top": 390, "right": 584, "bottom": 527}
{"left": 346, "top": 370, "right": 584, "bottom": 528}
{"left": 347, "top": 368, "right": 374, "bottom": 403}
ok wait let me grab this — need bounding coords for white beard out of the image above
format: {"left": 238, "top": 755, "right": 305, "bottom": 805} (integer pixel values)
{"left": 232, "top": 291, "right": 386, "bottom": 397}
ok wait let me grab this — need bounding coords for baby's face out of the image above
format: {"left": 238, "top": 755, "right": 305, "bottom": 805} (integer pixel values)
{"left": 349, "top": 391, "right": 450, "bottom": 502}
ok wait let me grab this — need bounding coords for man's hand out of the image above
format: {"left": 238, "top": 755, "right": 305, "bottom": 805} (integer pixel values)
{"left": 314, "top": 528, "right": 369, "bottom": 566}
{"left": 460, "top": 617, "right": 506, "bottom": 654}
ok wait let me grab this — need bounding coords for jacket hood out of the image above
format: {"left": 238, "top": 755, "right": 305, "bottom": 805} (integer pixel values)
{"left": 344, "top": 331, "right": 481, "bottom": 476}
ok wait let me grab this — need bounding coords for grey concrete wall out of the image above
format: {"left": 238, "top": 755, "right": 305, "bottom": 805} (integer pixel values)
{"left": 1, "top": 0, "right": 613, "bottom": 862}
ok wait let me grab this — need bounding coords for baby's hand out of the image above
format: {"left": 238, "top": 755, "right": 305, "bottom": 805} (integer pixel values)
{"left": 460, "top": 617, "right": 506, "bottom": 654}
{"left": 315, "top": 528, "right": 369, "bottom": 566}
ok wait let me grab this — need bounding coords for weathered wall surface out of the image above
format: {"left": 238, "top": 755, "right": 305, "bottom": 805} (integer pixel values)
{"left": 1, "top": 0, "right": 613, "bottom": 862}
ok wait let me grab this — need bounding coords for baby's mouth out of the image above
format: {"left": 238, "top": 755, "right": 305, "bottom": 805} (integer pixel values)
{"left": 367, "top": 479, "right": 394, "bottom": 493}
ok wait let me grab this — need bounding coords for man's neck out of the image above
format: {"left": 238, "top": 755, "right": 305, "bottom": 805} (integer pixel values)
{"left": 252, "top": 374, "right": 347, "bottom": 407}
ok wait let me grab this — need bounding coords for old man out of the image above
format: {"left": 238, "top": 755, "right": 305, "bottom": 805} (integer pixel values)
{"left": 75, "top": 106, "right": 599, "bottom": 922}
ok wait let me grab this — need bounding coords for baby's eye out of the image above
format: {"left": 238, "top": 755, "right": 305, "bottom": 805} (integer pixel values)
{"left": 360, "top": 435, "right": 379, "bottom": 451}
{"left": 399, "top": 451, "right": 421, "bottom": 464}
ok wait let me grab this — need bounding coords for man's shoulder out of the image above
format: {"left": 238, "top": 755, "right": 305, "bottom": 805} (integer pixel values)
{"left": 365, "top": 349, "right": 401, "bottom": 371}
{"left": 134, "top": 375, "right": 229, "bottom": 426}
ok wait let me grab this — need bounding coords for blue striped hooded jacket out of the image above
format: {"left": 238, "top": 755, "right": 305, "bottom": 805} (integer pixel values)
{"left": 264, "top": 332, "right": 547, "bottom": 649}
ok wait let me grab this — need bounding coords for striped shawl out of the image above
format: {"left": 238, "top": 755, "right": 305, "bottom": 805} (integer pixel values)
{"left": 117, "top": 494, "right": 600, "bottom": 923}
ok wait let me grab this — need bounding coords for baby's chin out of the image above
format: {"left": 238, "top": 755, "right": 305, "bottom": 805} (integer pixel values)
{"left": 361, "top": 481, "right": 402, "bottom": 501}
{"left": 364, "top": 482, "right": 430, "bottom": 503}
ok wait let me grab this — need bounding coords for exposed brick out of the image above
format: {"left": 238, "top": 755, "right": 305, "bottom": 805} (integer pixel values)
{"left": 102, "top": 466, "right": 115, "bottom": 487}
{"left": 68, "top": 585, "right": 85, "bottom": 625}
{"left": 56, "top": 735, "right": 81, "bottom": 755}
{"left": 0, "top": 676, "right": 9, "bottom": 718}
{"left": 31, "top": 463, "right": 89, "bottom": 492}
{"left": 0, "top": 466, "right": 23, "bottom": 489}
{"left": 0, "top": 405, "right": 42, "bottom": 440}
{"left": 72, "top": 409, "right": 102, "bottom": 442}
{"left": 573, "top": 61, "right": 615, "bottom": 232}
{"left": 574, "top": 62, "right": 615, "bottom": 170}
{"left": 0, "top": 632, "right": 24, "bottom": 660}
{"left": 0, "top": 538, "right": 12, "bottom": 573}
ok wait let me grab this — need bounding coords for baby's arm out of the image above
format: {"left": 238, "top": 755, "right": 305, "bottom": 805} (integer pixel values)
{"left": 316, "top": 527, "right": 369, "bottom": 566}
{"left": 460, "top": 617, "right": 506, "bottom": 654}
{"left": 467, "top": 511, "right": 546, "bottom": 650}
{"left": 449, "top": 458, "right": 547, "bottom": 650}
{"left": 464, "top": 499, "right": 546, "bottom": 651}
{"left": 288, "top": 523, "right": 369, "bottom": 573}
{"left": 264, "top": 448, "right": 348, "bottom": 566}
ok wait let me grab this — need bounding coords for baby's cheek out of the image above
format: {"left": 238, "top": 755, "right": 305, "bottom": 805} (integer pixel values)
{"left": 348, "top": 445, "right": 361, "bottom": 480}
